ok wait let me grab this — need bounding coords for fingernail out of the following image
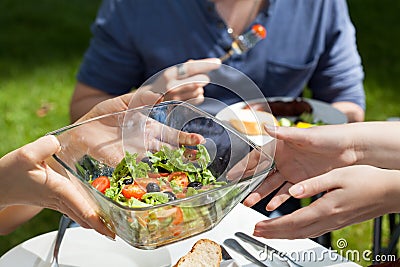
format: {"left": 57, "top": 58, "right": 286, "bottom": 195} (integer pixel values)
{"left": 46, "top": 135, "right": 61, "bottom": 152}
{"left": 266, "top": 200, "right": 277, "bottom": 211}
{"left": 242, "top": 198, "right": 253, "bottom": 207}
{"left": 49, "top": 134, "right": 61, "bottom": 145}
{"left": 264, "top": 124, "right": 277, "bottom": 132}
{"left": 253, "top": 230, "right": 262, "bottom": 237}
{"left": 289, "top": 184, "right": 304, "bottom": 197}
{"left": 206, "top": 58, "right": 221, "bottom": 64}
{"left": 194, "top": 135, "right": 206, "bottom": 144}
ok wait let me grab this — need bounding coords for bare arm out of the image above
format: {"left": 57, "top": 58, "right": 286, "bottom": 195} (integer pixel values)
{"left": 332, "top": 101, "right": 365, "bottom": 122}
{"left": 0, "top": 205, "right": 42, "bottom": 235}
{"left": 0, "top": 136, "right": 114, "bottom": 238}
{"left": 244, "top": 121, "right": 400, "bottom": 209}
{"left": 252, "top": 166, "right": 400, "bottom": 239}
{"left": 70, "top": 82, "right": 115, "bottom": 123}
{"left": 266, "top": 121, "right": 400, "bottom": 170}
{"left": 354, "top": 121, "right": 400, "bottom": 168}
{"left": 70, "top": 59, "right": 221, "bottom": 123}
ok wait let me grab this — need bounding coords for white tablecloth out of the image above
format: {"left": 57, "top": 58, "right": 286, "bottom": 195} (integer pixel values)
{"left": 0, "top": 204, "right": 361, "bottom": 267}
{"left": 167, "top": 204, "right": 361, "bottom": 267}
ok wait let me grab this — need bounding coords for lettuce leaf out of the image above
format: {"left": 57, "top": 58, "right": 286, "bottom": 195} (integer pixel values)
{"left": 112, "top": 152, "right": 150, "bottom": 181}
{"left": 147, "top": 144, "right": 216, "bottom": 185}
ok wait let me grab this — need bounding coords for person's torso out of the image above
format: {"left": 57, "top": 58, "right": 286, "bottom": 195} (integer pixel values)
{"left": 118, "top": 0, "right": 336, "bottom": 108}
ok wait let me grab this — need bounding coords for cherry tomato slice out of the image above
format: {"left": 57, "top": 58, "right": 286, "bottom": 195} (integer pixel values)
{"left": 91, "top": 176, "right": 110, "bottom": 194}
{"left": 148, "top": 172, "right": 169, "bottom": 178}
{"left": 122, "top": 184, "right": 146, "bottom": 199}
{"left": 168, "top": 172, "right": 189, "bottom": 188}
{"left": 134, "top": 177, "right": 159, "bottom": 188}
{"left": 172, "top": 207, "right": 184, "bottom": 225}
{"left": 175, "top": 192, "right": 187, "bottom": 199}
{"left": 155, "top": 207, "right": 184, "bottom": 225}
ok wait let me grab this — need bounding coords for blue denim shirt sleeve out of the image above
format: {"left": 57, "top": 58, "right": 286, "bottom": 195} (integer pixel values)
{"left": 77, "top": 0, "right": 145, "bottom": 95}
{"left": 77, "top": 0, "right": 365, "bottom": 109}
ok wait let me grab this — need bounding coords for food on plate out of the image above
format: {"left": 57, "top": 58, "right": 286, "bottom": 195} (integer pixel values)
{"left": 81, "top": 144, "right": 226, "bottom": 208}
{"left": 244, "top": 97, "right": 313, "bottom": 116}
{"left": 243, "top": 98, "right": 325, "bottom": 128}
{"left": 173, "top": 239, "right": 222, "bottom": 267}
{"left": 230, "top": 119, "right": 265, "bottom": 135}
{"left": 229, "top": 109, "right": 278, "bottom": 136}
{"left": 277, "top": 112, "right": 325, "bottom": 128}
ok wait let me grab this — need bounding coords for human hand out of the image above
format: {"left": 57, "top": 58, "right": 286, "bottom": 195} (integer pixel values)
{"left": 62, "top": 93, "right": 205, "bottom": 165}
{"left": 243, "top": 124, "right": 358, "bottom": 210}
{"left": 0, "top": 135, "right": 114, "bottom": 238}
{"left": 137, "top": 58, "right": 221, "bottom": 105}
{"left": 77, "top": 91, "right": 164, "bottom": 122}
{"left": 251, "top": 165, "right": 400, "bottom": 239}
{"left": 226, "top": 142, "right": 275, "bottom": 183}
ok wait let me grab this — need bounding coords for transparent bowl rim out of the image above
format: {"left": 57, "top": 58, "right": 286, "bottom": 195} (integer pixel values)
{"left": 47, "top": 100, "right": 275, "bottom": 211}
{"left": 47, "top": 100, "right": 269, "bottom": 149}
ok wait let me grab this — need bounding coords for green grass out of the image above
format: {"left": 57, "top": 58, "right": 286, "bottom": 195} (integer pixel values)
{"left": 0, "top": 0, "right": 399, "bottom": 266}
{"left": 331, "top": 1, "right": 400, "bottom": 265}
{"left": 0, "top": 0, "right": 102, "bottom": 255}
{"left": 348, "top": 0, "right": 400, "bottom": 120}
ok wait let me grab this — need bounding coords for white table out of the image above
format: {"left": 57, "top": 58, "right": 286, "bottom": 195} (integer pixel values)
{"left": 0, "top": 204, "right": 361, "bottom": 267}
{"left": 167, "top": 204, "right": 361, "bottom": 267}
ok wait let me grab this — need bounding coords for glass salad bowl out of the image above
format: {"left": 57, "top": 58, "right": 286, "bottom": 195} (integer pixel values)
{"left": 48, "top": 100, "right": 275, "bottom": 249}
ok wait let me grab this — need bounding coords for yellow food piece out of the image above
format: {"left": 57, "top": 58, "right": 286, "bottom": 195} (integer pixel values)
{"left": 295, "top": 122, "right": 313, "bottom": 128}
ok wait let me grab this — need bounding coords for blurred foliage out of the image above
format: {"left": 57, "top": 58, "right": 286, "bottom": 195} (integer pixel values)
{"left": 347, "top": 0, "right": 400, "bottom": 121}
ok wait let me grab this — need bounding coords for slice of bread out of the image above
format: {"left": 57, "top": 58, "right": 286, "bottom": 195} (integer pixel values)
{"left": 229, "top": 109, "right": 278, "bottom": 136}
{"left": 173, "top": 239, "right": 222, "bottom": 267}
{"left": 230, "top": 119, "right": 267, "bottom": 135}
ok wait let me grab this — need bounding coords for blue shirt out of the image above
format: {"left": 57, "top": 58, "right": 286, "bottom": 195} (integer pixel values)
{"left": 77, "top": 0, "right": 365, "bottom": 113}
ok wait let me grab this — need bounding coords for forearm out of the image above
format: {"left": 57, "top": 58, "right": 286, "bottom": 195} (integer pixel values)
{"left": 380, "top": 169, "right": 400, "bottom": 214}
{"left": 331, "top": 101, "right": 364, "bottom": 122}
{"left": 393, "top": 175, "right": 400, "bottom": 213}
{"left": 353, "top": 122, "right": 400, "bottom": 169}
{"left": 70, "top": 83, "right": 115, "bottom": 123}
{"left": 0, "top": 205, "right": 43, "bottom": 235}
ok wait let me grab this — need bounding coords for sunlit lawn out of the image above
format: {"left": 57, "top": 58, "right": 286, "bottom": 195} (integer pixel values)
{"left": 0, "top": 0, "right": 102, "bottom": 256}
{"left": 1, "top": 0, "right": 399, "bottom": 266}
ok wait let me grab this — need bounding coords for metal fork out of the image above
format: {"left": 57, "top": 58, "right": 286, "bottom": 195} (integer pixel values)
{"left": 50, "top": 214, "right": 71, "bottom": 267}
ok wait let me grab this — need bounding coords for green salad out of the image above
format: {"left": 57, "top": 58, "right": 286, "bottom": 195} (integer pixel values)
{"left": 81, "top": 144, "right": 226, "bottom": 208}
{"left": 75, "top": 144, "right": 250, "bottom": 247}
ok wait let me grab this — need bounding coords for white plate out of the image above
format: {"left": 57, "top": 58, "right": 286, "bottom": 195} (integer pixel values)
{"left": 216, "top": 97, "right": 347, "bottom": 146}
{"left": 0, "top": 227, "right": 171, "bottom": 267}
{"left": 216, "top": 103, "right": 275, "bottom": 146}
